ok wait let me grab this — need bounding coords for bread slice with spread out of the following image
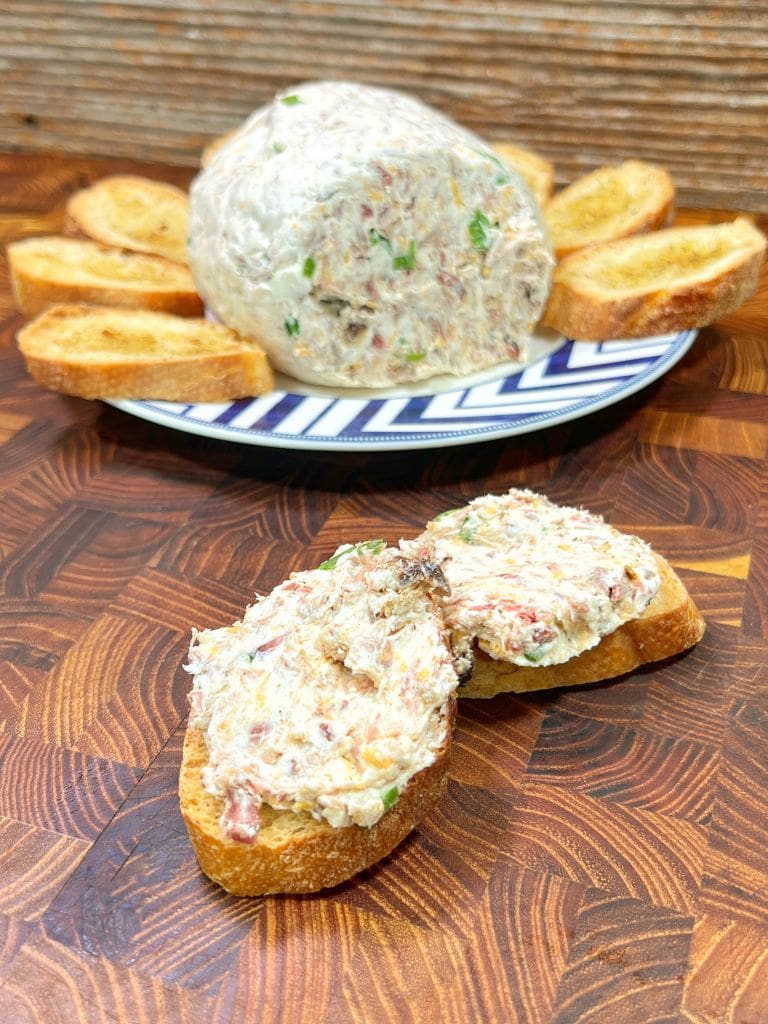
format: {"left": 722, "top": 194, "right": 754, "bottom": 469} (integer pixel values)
{"left": 180, "top": 542, "right": 459, "bottom": 895}
{"left": 402, "top": 489, "right": 705, "bottom": 698}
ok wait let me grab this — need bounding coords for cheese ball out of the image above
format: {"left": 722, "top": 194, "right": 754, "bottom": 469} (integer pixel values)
{"left": 188, "top": 81, "right": 553, "bottom": 387}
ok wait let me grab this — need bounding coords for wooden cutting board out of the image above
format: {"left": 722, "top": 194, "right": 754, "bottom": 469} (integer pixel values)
{"left": 0, "top": 152, "right": 767, "bottom": 1023}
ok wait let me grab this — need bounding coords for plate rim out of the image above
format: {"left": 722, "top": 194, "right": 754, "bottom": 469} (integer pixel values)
{"left": 106, "top": 330, "right": 697, "bottom": 452}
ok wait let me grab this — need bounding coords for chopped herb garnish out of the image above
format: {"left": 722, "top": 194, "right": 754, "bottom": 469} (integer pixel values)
{"left": 469, "top": 209, "right": 496, "bottom": 253}
{"left": 392, "top": 239, "right": 416, "bottom": 271}
{"left": 369, "top": 229, "right": 393, "bottom": 254}
{"left": 397, "top": 337, "right": 424, "bottom": 363}
{"left": 237, "top": 651, "right": 255, "bottom": 664}
{"left": 281, "top": 94, "right": 301, "bottom": 106}
{"left": 382, "top": 786, "right": 399, "bottom": 810}
{"left": 284, "top": 316, "right": 300, "bottom": 337}
{"left": 432, "top": 508, "right": 460, "bottom": 521}
{"left": 302, "top": 256, "right": 315, "bottom": 278}
{"left": 318, "top": 539, "right": 386, "bottom": 570}
{"left": 524, "top": 648, "right": 546, "bottom": 663}
{"left": 272, "top": 142, "right": 286, "bottom": 154}
{"left": 469, "top": 147, "right": 514, "bottom": 187}
{"left": 458, "top": 516, "right": 477, "bottom": 543}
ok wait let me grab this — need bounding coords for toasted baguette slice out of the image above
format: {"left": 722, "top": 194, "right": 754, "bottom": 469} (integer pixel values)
{"left": 459, "top": 556, "right": 704, "bottom": 698}
{"left": 180, "top": 708, "right": 453, "bottom": 895}
{"left": 7, "top": 235, "right": 203, "bottom": 318}
{"left": 17, "top": 305, "right": 273, "bottom": 401}
{"left": 545, "top": 160, "right": 675, "bottom": 258}
{"left": 492, "top": 143, "right": 555, "bottom": 207}
{"left": 542, "top": 217, "right": 766, "bottom": 340}
{"left": 65, "top": 176, "right": 190, "bottom": 264}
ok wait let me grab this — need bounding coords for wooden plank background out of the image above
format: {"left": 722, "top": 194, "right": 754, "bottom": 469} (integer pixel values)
{"left": 1, "top": 1, "right": 767, "bottom": 212}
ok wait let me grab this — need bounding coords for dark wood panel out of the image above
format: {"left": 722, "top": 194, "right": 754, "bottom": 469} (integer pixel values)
{"left": 0, "top": 2, "right": 767, "bottom": 210}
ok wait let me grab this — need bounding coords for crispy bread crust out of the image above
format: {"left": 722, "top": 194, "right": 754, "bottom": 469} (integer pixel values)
{"left": 542, "top": 218, "right": 766, "bottom": 340}
{"left": 8, "top": 236, "right": 203, "bottom": 319}
{"left": 544, "top": 160, "right": 675, "bottom": 259}
{"left": 459, "top": 556, "right": 704, "bottom": 698}
{"left": 180, "top": 698, "right": 455, "bottom": 895}
{"left": 65, "top": 175, "right": 190, "bottom": 264}
{"left": 17, "top": 304, "right": 274, "bottom": 402}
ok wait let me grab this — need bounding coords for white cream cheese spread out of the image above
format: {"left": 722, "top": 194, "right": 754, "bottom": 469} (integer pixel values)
{"left": 187, "top": 80, "right": 553, "bottom": 387}
{"left": 185, "top": 542, "right": 457, "bottom": 843}
{"left": 401, "top": 489, "right": 661, "bottom": 667}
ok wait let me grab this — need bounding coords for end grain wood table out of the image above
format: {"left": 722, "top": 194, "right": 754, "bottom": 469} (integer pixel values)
{"left": 1, "top": 152, "right": 767, "bottom": 1024}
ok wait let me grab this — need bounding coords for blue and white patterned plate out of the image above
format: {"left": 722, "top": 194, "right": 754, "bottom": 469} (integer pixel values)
{"left": 107, "top": 329, "right": 697, "bottom": 452}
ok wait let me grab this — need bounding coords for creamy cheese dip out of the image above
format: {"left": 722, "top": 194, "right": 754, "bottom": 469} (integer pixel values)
{"left": 188, "top": 80, "right": 553, "bottom": 387}
{"left": 185, "top": 543, "right": 457, "bottom": 843}
{"left": 402, "top": 489, "right": 660, "bottom": 667}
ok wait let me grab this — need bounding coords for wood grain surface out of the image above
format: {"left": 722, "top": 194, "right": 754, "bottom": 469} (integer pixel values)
{"left": 1, "top": 2, "right": 768, "bottom": 212}
{"left": 1, "top": 150, "right": 768, "bottom": 1023}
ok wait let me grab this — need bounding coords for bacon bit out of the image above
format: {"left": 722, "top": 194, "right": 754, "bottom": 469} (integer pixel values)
{"left": 608, "top": 584, "right": 625, "bottom": 602}
{"left": 222, "top": 790, "right": 261, "bottom": 844}
{"left": 350, "top": 673, "right": 375, "bottom": 692}
{"left": 250, "top": 722, "right": 271, "bottom": 743}
{"left": 283, "top": 581, "right": 311, "bottom": 593}
{"left": 361, "top": 204, "right": 374, "bottom": 219}
{"left": 380, "top": 169, "right": 392, "bottom": 187}
{"left": 256, "top": 634, "right": 285, "bottom": 653}
{"left": 531, "top": 626, "right": 556, "bottom": 645}
{"left": 372, "top": 332, "right": 385, "bottom": 349}
{"left": 365, "top": 279, "right": 379, "bottom": 300}
{"left": 188, "top": 690, "right": 203, "bottom": 714}
{"left": 437, "top": 270, "right": 466, "bottom": 299}
{"left": 320, "top": 722, "right": 333, "bottom": 741}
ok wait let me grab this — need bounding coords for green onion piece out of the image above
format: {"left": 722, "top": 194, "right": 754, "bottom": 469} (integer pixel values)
{"left": 369, "top": 229, "right": 393, "bottom": 254}
{"left": 458, "top": 516, "right": 477, "bottom": 543}
{"left": 471, "top": 146, "right": 511, "bottom": 181}
{"left": 469, "top": 210, "right": 496, "bottom": 252}
{"left": 382, "top": 786, "right": 399, "bottom": 810}
{"left": 397, "top": 337, "right": 424, "bottom": 363}
{"left": 302, "top": 256, "right": 315, "bottom": 278}
{"left": 432, "top": 508, "right": 460, "bottom": 521}
{"left": 318, "top": 539, "right": 386, "bottom": 570}
{"left": 392, "top": 239, "right": 416, "bottom": 271}
{"left": 524, "top": 648, "right": 546, "bottom": 663}
{"left": 281, "top": 94, "right": 301, "bottom": 106}
{"left": 272, "top": 142, "right": 286, "bottom": 154}
{"left": 284, "top": 316, "right": 300, "bottom": 337}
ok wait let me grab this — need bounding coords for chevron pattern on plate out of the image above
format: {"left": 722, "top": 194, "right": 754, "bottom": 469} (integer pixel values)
{"left": 112, "top": 332, "right": 697, "bottom": 451}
